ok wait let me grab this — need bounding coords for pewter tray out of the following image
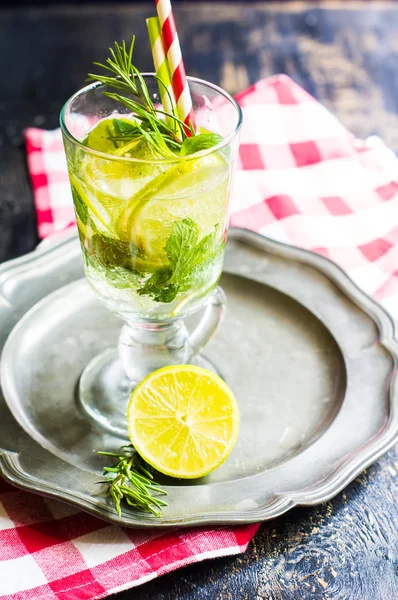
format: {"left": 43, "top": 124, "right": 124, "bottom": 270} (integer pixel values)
{"left": 0, "top": 228, "right": 397, "bottom": 527}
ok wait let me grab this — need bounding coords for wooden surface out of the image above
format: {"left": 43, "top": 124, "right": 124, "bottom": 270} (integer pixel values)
{"left": 2, "top": 2, "right": 398, "bottom": 598}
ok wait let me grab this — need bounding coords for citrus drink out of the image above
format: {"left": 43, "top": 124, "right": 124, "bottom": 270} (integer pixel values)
{"left": 65, "top": 116, "right": 230, "bottom": 319}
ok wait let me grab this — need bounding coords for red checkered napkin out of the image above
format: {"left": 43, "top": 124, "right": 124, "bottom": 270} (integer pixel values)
{"left": 0, "top": 474, "right": 258, "bottom": 599}
{"left": 4, "top": 73, "right": 395, "bottom": 600}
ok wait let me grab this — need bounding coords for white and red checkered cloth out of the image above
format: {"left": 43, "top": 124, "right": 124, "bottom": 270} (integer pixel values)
{"left": 3, "top": 73, "right": 395, "bottom": 599}
{"left": 0, "top": 473, "right": 258, "bottom": 599}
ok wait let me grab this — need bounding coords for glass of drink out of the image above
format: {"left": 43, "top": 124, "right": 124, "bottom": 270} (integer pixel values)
{"left": 60, "top": 75, "right": 242, "bottom": 437}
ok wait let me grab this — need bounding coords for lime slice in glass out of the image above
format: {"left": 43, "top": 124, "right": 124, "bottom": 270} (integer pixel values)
{"left": 83, "top": 118, "right": 165, "bottom": 200}
{"left": 114, "top": 153, "right": 228, "bottom": 265}
{"left": 69, "top": 174, "right": 115, "bottom": 233}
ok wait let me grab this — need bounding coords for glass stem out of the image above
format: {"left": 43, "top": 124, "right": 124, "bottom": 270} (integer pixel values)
{"left": 118, "top": 319, "right": 192, "bottom": 383}
{"left": 118, "top": 287, "right": 227, "bottom": 383}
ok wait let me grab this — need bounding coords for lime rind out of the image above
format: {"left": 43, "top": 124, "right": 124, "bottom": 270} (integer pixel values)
{"left": 69, "top": 174, "right": 113, "bottom": 232}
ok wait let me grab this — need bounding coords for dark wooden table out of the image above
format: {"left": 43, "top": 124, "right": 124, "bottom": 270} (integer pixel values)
{"left": 2, "top": 2, "right": 398, "bottom": 598}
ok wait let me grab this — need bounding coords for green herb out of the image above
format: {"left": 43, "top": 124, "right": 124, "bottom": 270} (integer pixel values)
{"left": 103, "top": 266, "right": 141, "bottom": 290}
{"left": 88, "top": 234, "right": 132, "bottom": 268}
{"left": 80, "top": 220, "right": 222, "bottom": 303}
{"left": 138, "top": 218, "right": 222, "bottom": 303}
{"left": 138, "top": 267, "right": 177, "bottom": 303}
{"left": 71, "top": 185, "right": 88, "bottom": 227}
{"left": 87, "top": 38, "right": 191, "bottom": 157}
{"left": 112, "top": 118, "right": 137, "bottom": 139}
{"left": 180, "top": 133, "right": 223, "bottom": 156}
{"left": 166, "top": 218, "right": 219, "bottom": 280}
{"left": 97, "top": 445, "right": 168, "bottom": 518}
{"left": 87, "top": 38, "right": 223, "bottom": 158}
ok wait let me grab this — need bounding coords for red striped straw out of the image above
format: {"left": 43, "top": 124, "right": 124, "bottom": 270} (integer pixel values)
{"left": 155, "top": 0, "right": 197, "bottom": 135}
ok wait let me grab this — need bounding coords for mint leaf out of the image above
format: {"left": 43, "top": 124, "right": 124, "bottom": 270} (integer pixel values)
{"left": 112, "top": 118, "right": 139, "bottom": 138}
{"left": 110, "top": 119, "right": 143, "bottom": 149}
{"left": 105, "top": 267, "right": 140, "bottom": 289}
{"left": 89, "top": 234, "right": 132, "bottom": 268}
{"left": 183, "top": 227, "right": 218, "bottom": 272}
{"left": 71, "top": 184, "right": 88, "bottom": 226}
{"left": 165, "top": 218, "right": 199, "bottom": 278}
{"left": 180, "top": 133, "right": 223, "bottom": 157}
{"left": 85, "top": 250, "right": 141, "bottom": 290}
{"left": 167, "top": 219, "right": 220, "bottom": 282}
{"left": 138, "top": 268, "right": 177, "bottom": 302}
{"left": 138, "top": 219, "right": 221, "bottom": 304}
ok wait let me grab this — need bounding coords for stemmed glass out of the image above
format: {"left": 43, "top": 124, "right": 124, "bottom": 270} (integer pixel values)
{"left": 60, "top": 75, "right": 242, "bottom": 438}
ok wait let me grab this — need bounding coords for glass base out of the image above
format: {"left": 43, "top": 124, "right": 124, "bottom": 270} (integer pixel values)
{"left": 78, "top": 348, "right": 221, "bottom": 439}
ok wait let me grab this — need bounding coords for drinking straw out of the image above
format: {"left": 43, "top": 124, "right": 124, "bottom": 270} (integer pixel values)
{"left": 154, "top": 0, "right": 197, "bottom": 134}
{"left": 146, "top": 17, "right": 177, "bottom": 130}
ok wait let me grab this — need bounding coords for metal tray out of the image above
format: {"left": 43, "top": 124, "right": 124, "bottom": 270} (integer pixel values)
{"left": 0, "top": 227, "right": 397, "bottom": 528}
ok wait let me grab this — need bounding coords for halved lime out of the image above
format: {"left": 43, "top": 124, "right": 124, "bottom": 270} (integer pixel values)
{"left": 127, "top": 365, "right": 239, "bottom": 479}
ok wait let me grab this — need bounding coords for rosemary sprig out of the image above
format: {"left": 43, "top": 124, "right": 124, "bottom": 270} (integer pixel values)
{"left": 96, "top": 445, "right": 168, "bottom": 518}
{"left": 87, "top": 38, "right": 190, "bottom": 157}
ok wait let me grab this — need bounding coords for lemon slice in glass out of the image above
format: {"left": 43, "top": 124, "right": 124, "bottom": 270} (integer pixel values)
{"left": 127, "top": 365, "right": 239, "bottom": 479}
